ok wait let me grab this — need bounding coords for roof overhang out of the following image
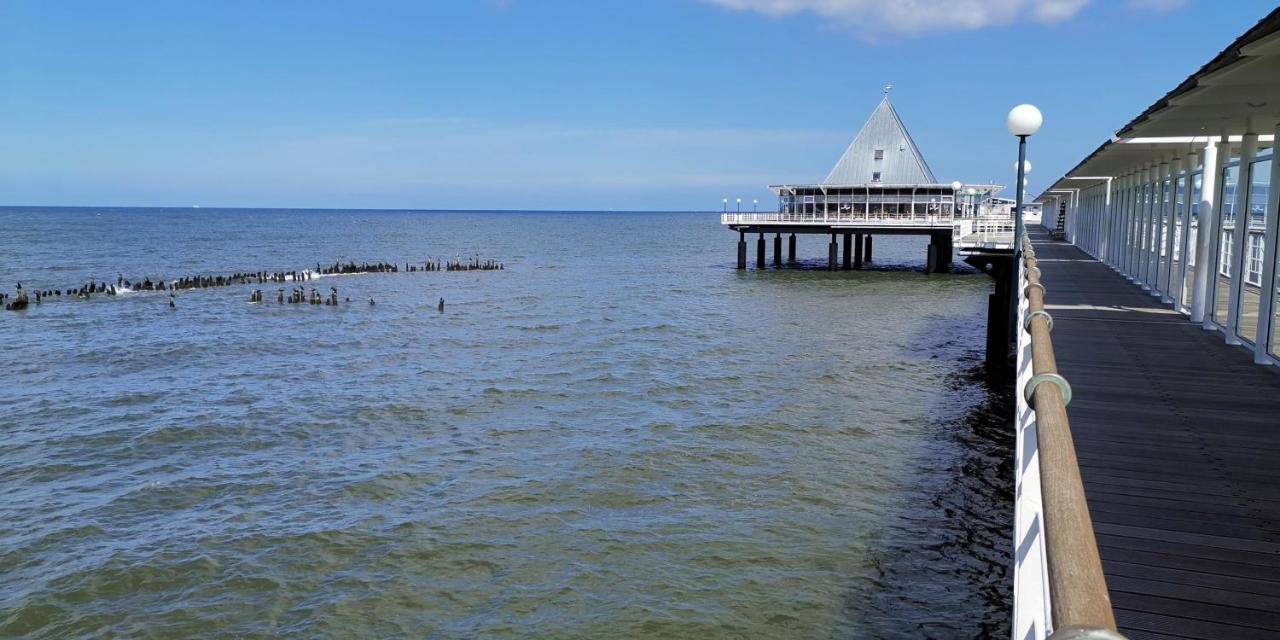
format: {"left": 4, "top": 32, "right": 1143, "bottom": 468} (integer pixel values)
{"left": 1039, "top": 8, "right": 1280, "bottom": 199}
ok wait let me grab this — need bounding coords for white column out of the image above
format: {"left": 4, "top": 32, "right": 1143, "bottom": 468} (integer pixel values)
{"left": 1072, "top": 189, "right": 1081, "bottom": 244}
{"left": 1254, "top": 127, "right": 1280, "bottom": 363}
{"left": 1225, "top": 133, "right": 1258, "bottom": 344}
{"left": 1174, "top": 150, "right": 1198, "bottom": 312}
{"left": 1160, "top": 156, "right": 1181, "bottom": 302}
{"left": 1194, "top": 137, "right": 1226, "bottom": 327}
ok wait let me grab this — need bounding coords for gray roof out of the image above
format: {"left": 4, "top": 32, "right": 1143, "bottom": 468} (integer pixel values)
{"left": 823, "top": 96, "right": 937, "bottom": 185}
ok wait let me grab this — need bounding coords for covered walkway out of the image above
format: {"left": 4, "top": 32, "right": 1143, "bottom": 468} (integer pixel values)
{"left": 1031, "top": 227, "right": 1280, "bottom": 639}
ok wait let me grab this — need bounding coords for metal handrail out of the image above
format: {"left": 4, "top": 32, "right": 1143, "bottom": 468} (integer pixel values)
{"left": 1021, "top": 232, "right": 1123, "bottom": 639}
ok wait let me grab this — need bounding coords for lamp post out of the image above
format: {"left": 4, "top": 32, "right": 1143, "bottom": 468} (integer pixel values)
{"left": 1007, "top": 104, "right": 1042, "bottom": 258}
{"left": 736, "top": 198, "right": 742, "bottom": 214}
{"left": 1006, "top": 104, "right": 1042, "bottom": 355}
{"left": 950, "top": 180, "right": 963, "bottom": 219}
{"left": 966, "top": 187, "right": 977, "bottom": 217}
{"left": 723, "top": 198, "right": 728, "bottom": 214}
{"left": 753, "top": 198, "right": 758, "bottom": 213}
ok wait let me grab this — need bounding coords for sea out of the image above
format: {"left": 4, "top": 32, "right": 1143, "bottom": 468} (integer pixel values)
{"left": 0, "top": 207, "right": 1012, "bottom": 639}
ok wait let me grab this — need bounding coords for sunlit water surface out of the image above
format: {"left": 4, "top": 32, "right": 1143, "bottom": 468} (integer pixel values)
{"left": 1, "top": 208, "right": 1011, "bottom": 639}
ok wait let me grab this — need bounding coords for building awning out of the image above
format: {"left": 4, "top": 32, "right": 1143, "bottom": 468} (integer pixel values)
{"left": 1039, "top": 7, "right": 1280, "bottom": 197}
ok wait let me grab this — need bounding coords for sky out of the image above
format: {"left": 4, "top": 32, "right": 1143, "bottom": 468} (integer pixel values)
{"left": 1, "top": 0, "right": 1275, "bottom": 210}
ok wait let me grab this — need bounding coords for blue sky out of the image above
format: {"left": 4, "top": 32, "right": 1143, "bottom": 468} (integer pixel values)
{"left": 1, "top": 0, "right": 1275, "bottom": 210}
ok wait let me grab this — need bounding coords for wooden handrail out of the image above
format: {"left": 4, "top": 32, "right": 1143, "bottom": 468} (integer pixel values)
{"left": 1021, "top": 234, "right": 1121, "bottom": 637}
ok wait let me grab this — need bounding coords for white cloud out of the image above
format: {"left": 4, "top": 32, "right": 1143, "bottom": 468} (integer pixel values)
{"left": 701, "top": 0, "right": 1092, "bottom": 36}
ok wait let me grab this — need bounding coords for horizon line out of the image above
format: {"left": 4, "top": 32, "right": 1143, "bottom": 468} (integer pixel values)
{"left": 0, "top": 204, "right": 731, "bottom": 214}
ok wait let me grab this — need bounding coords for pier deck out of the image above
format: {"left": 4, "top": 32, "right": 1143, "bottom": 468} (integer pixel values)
{"left": 1029, "top": 227, "right": 1280, "bottom": 640}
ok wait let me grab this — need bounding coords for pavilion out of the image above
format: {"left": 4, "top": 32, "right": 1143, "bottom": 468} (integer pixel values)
{"left": 723, "top": 90, "right": 1005, "bottom": 272}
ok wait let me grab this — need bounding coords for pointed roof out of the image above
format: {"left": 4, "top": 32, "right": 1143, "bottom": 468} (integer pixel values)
{"left": 823, "top": 95, "right": 937, "bottom": 185}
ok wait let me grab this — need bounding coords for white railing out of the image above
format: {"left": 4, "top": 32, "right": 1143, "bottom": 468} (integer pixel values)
{"left": 976, "top": 219, "right": 1016, "bottom": 235}
{"left": 953, "top": 218, "right": 1018, "bottom": 251}
{"left": 1013, "top": 253, "right": 1052, "bottom": 639}
{"left": 720, "top": 211, "right": 957, "bottom": 226}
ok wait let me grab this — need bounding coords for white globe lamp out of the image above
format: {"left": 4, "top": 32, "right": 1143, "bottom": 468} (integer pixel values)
{"left": 1007, "top": 104, "right": 1043, "bottom": 137}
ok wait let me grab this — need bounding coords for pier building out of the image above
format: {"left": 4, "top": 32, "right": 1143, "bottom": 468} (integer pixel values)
{"left": 722, "top": 91, "right": 1007, "bottom": 272}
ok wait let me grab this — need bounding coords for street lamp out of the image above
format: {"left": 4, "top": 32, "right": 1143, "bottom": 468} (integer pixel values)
{"left": 1007, "top": 103, "right": 1042, "bottom": 259}
{"left": 753, "top": 198, "right": 758, "bottom": 213}
{"left": 950, "top": 181, "right": 963, "bottom": 219}
{"left": 1006, "top": 104, "right": 1042, "bottom": 355}
{"left": 736, "top": 197, "right": 742, "bottom": 214}
{"left": 723, "top": 197, "right": 728, "bottom": 214}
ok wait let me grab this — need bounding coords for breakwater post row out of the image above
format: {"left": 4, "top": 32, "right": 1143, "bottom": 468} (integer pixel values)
{"left": 3, "top": 257, "right": 505, "bottom": 312}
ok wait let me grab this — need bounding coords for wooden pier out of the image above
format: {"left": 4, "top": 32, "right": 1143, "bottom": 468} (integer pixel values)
{"left": 1029, "top": 227, "right": 1280, "bottom": 639}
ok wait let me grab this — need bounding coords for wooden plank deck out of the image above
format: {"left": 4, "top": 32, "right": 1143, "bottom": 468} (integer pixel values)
{"left": 1028, "top": 227, "right": 1280, "bottom": 640}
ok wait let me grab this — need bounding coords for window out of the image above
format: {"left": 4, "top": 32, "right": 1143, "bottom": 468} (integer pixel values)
{"left": 1220, "top": 231, "right": 1233, "bottom": 277}
{"left": 1247, "top": 233, "right": 1264, "bottom": 286}
{"left": 872, "top": 171, "right": 882, "bottom": 182}
{"left": 873, "top": 149, "right": 884, "bottom": 160}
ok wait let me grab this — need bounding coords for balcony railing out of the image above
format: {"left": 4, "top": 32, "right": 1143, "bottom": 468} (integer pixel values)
{"left": 721, "top": 211, "right": 959, "bottom": 226}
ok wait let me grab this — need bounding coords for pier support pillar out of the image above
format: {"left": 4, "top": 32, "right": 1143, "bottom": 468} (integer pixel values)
{"left": 967, "top": 254, "right": 1015, "bottom": 372}
{"left": 842, "top": 233, "right": 853, "bottom": 270}
{"left": 828, "top": 234, "right": 838, "bottom": 271}
{"left": 854, "top": 233, "right": 864, "bottom": 269}
{"left": 773, "top": 233, "right": 782, "bottom": 267}
{"left": 986, "top": 276, "right": 1012, "bottom": 371}
{"left": 927, "top": 231, "right": 952, "bottom": 273}
{"left": 787, "top": 233, "right": 797, "bottom": 264}
{"left": 737, "top": 232, "right": 747, "bottom": 270}
{"left": 757, "top": 233, "right": 766, "bottom": 269}
{"left": 864, "top": 235, "right": 873, "bottom": 263}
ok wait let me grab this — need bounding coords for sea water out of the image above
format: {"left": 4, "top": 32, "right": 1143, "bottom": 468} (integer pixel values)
{"left": 0, "top": 208, "right": 1011, "bottom": 638}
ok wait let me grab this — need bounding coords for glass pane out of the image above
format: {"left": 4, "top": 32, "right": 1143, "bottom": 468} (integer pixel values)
{"left": 1238, "top": 159, "right": 1271, "bottom": 342}
{"left": 1170, "top": 176, "right": 1186, "bottom": 303}
{"left": 1159, "top": 179, "right": 1171, "bottom": 288}
{"left": 1183, "top": 173, "right": 1203, "bottom": 311}
{"left": 1214, "top": 165, "right": 1239, "bottom": 326}
{"left": 1273, "top": 225, "right": 1280, "bottom": 357}
{"left": 1152, "top": 182, "right": 1162, "bottom": 284}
